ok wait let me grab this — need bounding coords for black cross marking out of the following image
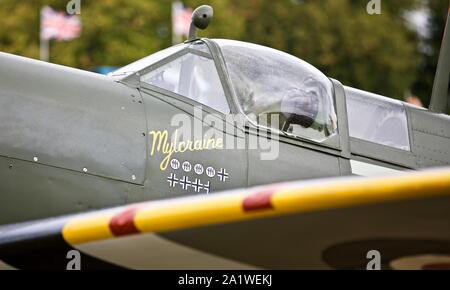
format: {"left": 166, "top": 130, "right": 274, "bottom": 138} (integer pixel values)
{"left": 200, "top": 180, "right": 210, "bottom": 194}
{"left": 191, "top": 178, "right": 202, "bottom": 192}
{"left": 167, "top": 173, "right": 178, "bottom": 187}
{"left": 217, "top": 168, "right": 229, "bottom": 182}
{"left": 179, "top": 176, "right": 192, "bottom": 190}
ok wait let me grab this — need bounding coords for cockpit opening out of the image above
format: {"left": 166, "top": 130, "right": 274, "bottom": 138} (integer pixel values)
{"left": 111, "top": 39, "right": 338, "bottom": 143}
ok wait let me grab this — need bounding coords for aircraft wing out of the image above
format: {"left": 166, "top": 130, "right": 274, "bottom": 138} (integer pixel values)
{"left": 1, "top": 167, "right": 450, "bottom": 270}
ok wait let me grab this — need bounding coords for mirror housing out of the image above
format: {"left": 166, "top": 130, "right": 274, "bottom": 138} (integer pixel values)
{"left": 188, "top": 5, "right": 214, "bottom": 41}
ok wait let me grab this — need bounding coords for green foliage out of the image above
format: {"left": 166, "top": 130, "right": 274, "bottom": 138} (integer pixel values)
{"left": 0, "top": 0, "right": 172, "bottom": 68}
{"left": 0, "top": 0, "right": 443, "bottom": 102}
{"left": 412, "top": 0, "right": 450, "bottom": 106}
{"left": 295, "top": 0, "right": 420, "bottom": 99}
{"left": 223, "top": 0, "right": 421, "bottom": 99}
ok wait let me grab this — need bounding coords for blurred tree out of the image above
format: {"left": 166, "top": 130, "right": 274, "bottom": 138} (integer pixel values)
{"left": 51, "top": 0, "right": 171, "bottom": 68}
{"left": 0, "top": 0, "right": 171, "bottom": 68}
{"left": 0, "top": 0, "right": 431, "bottom": 101}
{"left": 349, "top": 0, "right": 420, "bottom": 15}
{"left": 0, "top": 1, "right": 42, "bottom": 58}
{"left": 0, "top": 0, "right": 244, "bottom": 69}
{"left": 227, "top": 0, "right": 421, "bottom": 99}
{"left": 183, "top": 0, "right": 245, "bottom": 40}
{"left": 412, "top": 0, "right": 449, "bottom": 106}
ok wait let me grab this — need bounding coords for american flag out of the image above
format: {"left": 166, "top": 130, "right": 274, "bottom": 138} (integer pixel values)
{"left": 172, "top": 1, "right": 193, "bottom": 38}
{"left": 40, "top": 6, "right": 81, "bottom": 41}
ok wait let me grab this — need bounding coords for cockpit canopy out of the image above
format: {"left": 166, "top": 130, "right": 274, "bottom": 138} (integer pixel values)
{"left": 215, "top": 40, "right": 337, "bottom": 141}
{"left": 111, "top": 39, "right": 338, "bottom": 143}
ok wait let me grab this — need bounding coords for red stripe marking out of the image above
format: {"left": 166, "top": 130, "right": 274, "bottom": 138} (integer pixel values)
{"left": 243, "top": 189, "right": 276, "bottom": 212}
{"left": 422, "top": 263, "right": 450, "bottom": 270}
{"left": 109, "top": 207, "right": 141, "bottom": 236}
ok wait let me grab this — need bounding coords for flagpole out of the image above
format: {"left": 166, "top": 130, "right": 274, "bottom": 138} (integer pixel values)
{"left": 40, "top": 36, "right": 49, "bottom": 62}
{"left": 39, "top": 5, "right": 81, "bottom": 62}
{"left": 172, "top": 0, "right": 183, "bottom": 45}
{"left": 40, "top": 7, "right": 49, "bottom": 62}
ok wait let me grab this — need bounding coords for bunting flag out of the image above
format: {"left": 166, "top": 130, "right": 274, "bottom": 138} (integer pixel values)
{"left": 40, "top": 6, "right": 81, "bottom": 41}
{"left": 172, "top": 1, "right": 193, "bottom": 38}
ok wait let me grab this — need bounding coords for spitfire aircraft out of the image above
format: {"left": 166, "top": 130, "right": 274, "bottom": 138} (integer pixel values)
{"left": 0, "top": 5, "right": 449, "bottom": 270}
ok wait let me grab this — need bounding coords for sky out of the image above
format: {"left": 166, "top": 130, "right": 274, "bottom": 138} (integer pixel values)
{"left": 405, "top": 8, "right": 430, "bottom": 38}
